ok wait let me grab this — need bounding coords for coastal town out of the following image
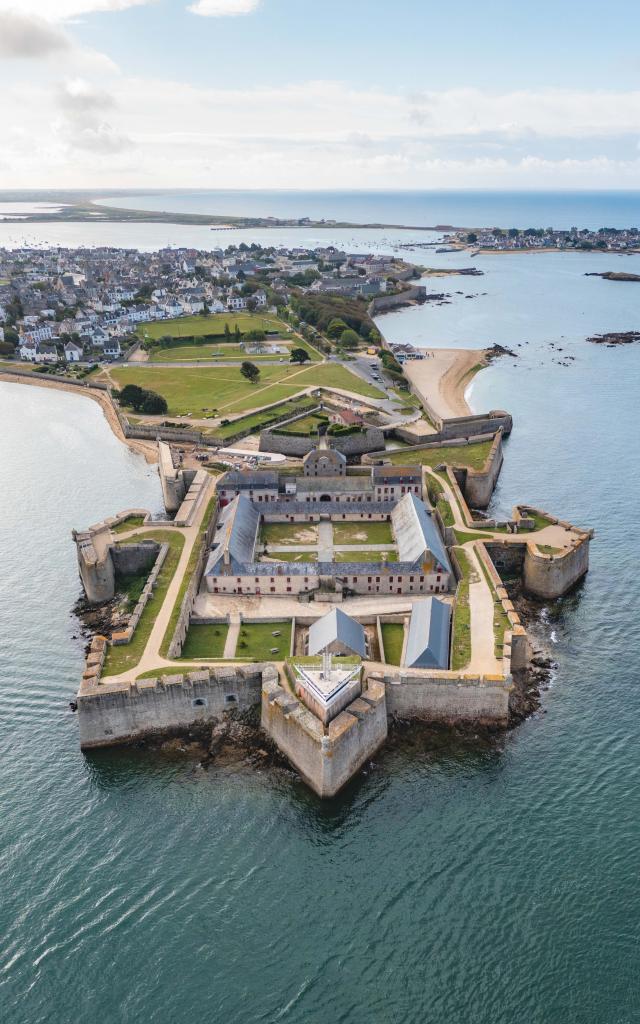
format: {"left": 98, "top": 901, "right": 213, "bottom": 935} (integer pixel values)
{"left": 447, "top": 224, "right": 640, "bottom": 253}
{"left": 0, "top": 243, "right": 424, "bottom": 366}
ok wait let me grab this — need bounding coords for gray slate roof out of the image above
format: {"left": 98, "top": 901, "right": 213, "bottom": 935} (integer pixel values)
{"left": 308, "top": 608, "right": 366, "bottom": 658}
{"left": 205, "top": 494, "right": 260, "bottom": 575}
{"left": 391, "top": 493, "right": 451, "bottom": 572}
{"left": 405, "top": 598, "right": 451, "bottom": 669}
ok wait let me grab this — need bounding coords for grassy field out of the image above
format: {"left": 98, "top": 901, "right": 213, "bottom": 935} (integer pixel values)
{"left": 112, "top": 514, "right": 146, "bottom": 534}
{"left": 111, "top": 362, "right": 384, "bottom": 416}
{"left": 261, "top": 551, "right": 316, "bottom": 563}
{"left": 334, "top": 549, "right": 397, "bottom": 562}
{"left": 527, "top": 511, "right": 556, "bottom": 531}
{"left": 180, "top": 623, "right": 229, "bottom": 659}
{"left": 213, "top": 396, "right": 318, "bottom": 439}
{"left": 102, "top": 530, "right": 185, "bottom": 677}
{"left": 274, "top": 413, "right": 328, "bottom": 435}
{"left": 332, "top": 521, "right": 394, "bottom": 546}
{"left": 138, "top": 312, "right": 286, "bottom": 340}
{"left": 381, "top": 622, "right": 404, "bottom": 666}
{"left": 149, "top": 344, "right": 288, "bottom": 362}
{"left": 387, "top": 440, "right": 493, "bottom": 471}
{"left": 235, "top": 621, "right": 292, "bottom": 660}
{"left": 451, "top": 547, "right": 473, "bottom": 671}
{"left": 261, "top": 522, "right": 318, "bottom": 545}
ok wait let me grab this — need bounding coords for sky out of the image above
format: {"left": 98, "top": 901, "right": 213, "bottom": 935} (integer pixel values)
{"left": 1, "top": 0, "right": 640, "bottom": 191}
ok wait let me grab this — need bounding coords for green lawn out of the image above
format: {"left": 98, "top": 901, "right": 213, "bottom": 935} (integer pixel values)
{"left": 102, "top": 530, "right": 185, "bottom": 677}
{"left": 138, "top": 312, "right": 286, "bottom": 340}
{"left": 112, "top": 514, "right": 146, "bottom": 533}
{"left": 387, "top": 440, "right": 493, "bottom": 471}
{"left": 451, "top": 547, "right": 473, "bottom": 671}
{"left": 453, "top": 529, "right": 487, "bottom": 545}
{"left": 381, "top": 622, "right": 404, "bottom": 666}
{"left": 334, "top": 549, "right": 397, "bottom": 562}
{"left": 180, "top": 623, "right": 229, "bottom": 659}
{"left": 149, "top": 344, "right": 280, "bottom": 362}
{"left": 274, "top": 413, "right": 328, "bottom": 435}
{"left": 214, "top": 396, "right": 318, "bottom": 439}
{"left": 536, "top": 544, "right": 563, "bottom": 555}
{"left": 235, "top": 621, "right": 292, "bottom": 660}
{"left": 332, "top": 521, "right": 394, "bottom": 546}
{"left": 111, "top": 362, "right": 384, "bottom": 417}
{"left": 527, "top": 511, "right": 556, "bottom": 531}
{"left": 261, "top": 522, "right": 319, "bottom": 545}
{"left": 261, "top": 551, "right": 317, "bottom": 563}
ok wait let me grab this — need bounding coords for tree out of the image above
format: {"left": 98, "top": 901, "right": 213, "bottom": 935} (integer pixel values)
{"left": 118, "top": 384, "right": 145, "bottom": 408}
{"left": 240, "top": 361, "right": 260, "bottom": 383}
{"left": 327, "top": 317, "right": 348, "bottom": 338}
{"left": 340, "top": 328, "right": 360, "bottom": 350}
{"left": 140, "top": 391, "right": 168, "bottom": 415}
{"left": 224, "top": 323, "right": 231, "bottom": 341}
{"left": 466, "top": 232, "right": 478, "bottom": 244}
{"left": 246, "top": 297, "right": 258, "bottom": 312}
{"left": 290, "top": 347, "right": 310, "bottom": 364}
{"left": 234, "top": 324, "right": 242, "bottom": 341}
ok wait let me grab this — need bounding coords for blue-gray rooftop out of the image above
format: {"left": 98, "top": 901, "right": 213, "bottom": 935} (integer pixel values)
{"left": 404, "top": 598, "right": 451, "bottom": 670}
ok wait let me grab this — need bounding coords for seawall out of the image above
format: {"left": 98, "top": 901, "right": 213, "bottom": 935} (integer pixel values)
{"left": 78, "top": 665, "right": 274, "bottom": 749}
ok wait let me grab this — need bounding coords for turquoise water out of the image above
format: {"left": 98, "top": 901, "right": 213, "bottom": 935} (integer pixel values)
{"left": 3, "top": 229, "right": 640, "bottom": 1020}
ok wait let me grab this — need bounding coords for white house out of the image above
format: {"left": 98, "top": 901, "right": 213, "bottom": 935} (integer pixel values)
{"left": 64, "top": 341, "right": 83, "bottom": 362}
{"left": 19, "top": 340, "right": 38, "bottom": 361}
{"left": 103, "top": 337, "right": 121, "bottom": 358}
{"left": 227, "top": 294, "right": 247, "bottom": 311}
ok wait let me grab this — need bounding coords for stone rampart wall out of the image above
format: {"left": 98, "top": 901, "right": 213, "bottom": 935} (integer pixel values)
{"left": 78, "top": 665, "right": 271, "bottom": 749}
{"left": 261, "top": 676, "right": 387, "bottom": 797}
{"left": 368, "top": 286, "right": 426, "bottom": 314}
{"left": 380, "top": 671, "right": 511, "bottom": 725}
{"left": 524, "top": 539, "right": 590, "bottom": 600}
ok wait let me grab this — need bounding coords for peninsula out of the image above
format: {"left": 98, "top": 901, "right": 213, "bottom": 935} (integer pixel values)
{"left": 0, "top": 240, "right": 592, "bottom": 798}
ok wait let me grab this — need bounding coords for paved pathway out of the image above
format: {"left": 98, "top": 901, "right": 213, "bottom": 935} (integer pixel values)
{"left": 224, "top": 613, "right": 241, "bottom": 658}
{"left": 318, "top": 520, "right": 333, "bottom": 562}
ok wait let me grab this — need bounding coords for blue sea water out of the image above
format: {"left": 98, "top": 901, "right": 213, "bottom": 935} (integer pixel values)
{"left": 2, "top": 199, "right": 640, "bottom": 1022}
{"left": 94, "top": 188, "right": 640, "bottom": 230}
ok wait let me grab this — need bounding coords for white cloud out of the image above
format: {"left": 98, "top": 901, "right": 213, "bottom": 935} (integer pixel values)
{"left": 0, "top": 11, "right": 71, "bottom": 57}
{"left": 1, "top": 75, "right": 640, "bottom": 188}
{"left": 187, "top": 0, "right": 260, "bottom": 15}
{"left": 0, "top": 0, "right": 154, "bottom": 21}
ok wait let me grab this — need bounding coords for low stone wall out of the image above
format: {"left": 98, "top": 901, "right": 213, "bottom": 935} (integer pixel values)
{"left": 0, "top": 366, "right": 109, "bottom": 391}
{"left": 261, "top": 675, "right": 388, "bottom": 797}
{"left": 78, "top": 665, "right": 272, "bottom": 749}
{"left": 259, "top": 426, "right": 385, "bottom": 458}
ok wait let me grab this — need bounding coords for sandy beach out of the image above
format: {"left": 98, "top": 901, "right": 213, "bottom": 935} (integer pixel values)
{"left": 402, "top": 348, "right": 487, "bottom": 421}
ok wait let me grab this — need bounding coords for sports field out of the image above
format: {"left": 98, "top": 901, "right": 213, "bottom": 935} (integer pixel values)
{"left": 137, "top": 312, "right": 287, "bottom": 340}
{"left": 111, "top": 362, "right": 384, "bottom": 415}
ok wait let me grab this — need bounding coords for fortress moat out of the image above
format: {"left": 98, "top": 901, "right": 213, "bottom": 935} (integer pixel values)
{"left": 73, "top": 400, "right": 592, "bottom": 796}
